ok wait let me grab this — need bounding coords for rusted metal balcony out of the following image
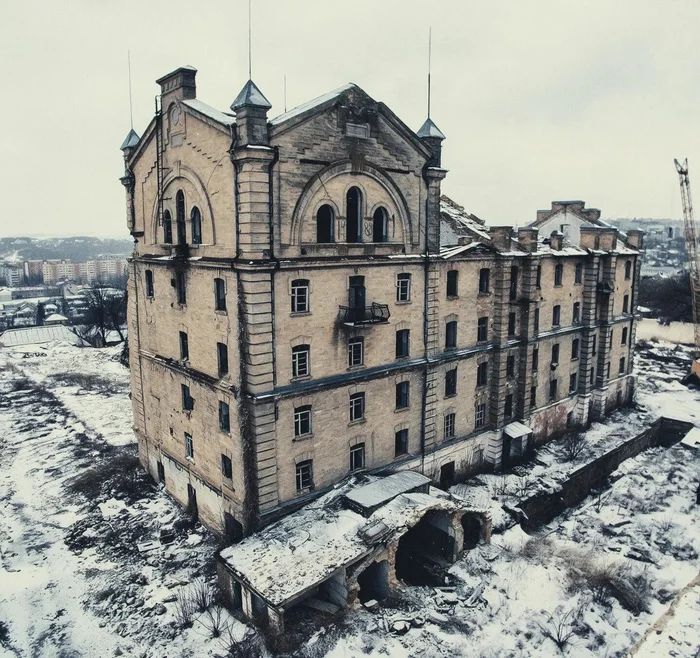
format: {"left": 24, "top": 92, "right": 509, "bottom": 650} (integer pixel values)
{"left": 597, "top": 280, "right": 614, "bottom": 294}
{"left": 339, "top": 303, "right": 391, "bottom": 327}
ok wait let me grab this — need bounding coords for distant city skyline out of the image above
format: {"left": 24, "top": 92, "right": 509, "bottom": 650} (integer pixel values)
{"left": 1, "top": 0, "right": 699, "bottom": 238}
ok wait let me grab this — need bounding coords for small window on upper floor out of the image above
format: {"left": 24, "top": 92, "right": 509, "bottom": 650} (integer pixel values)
{"left": 445, "top": 320, "right": 458, "bottom": 350}
{"left": 623, "top": 294, "right": 629, "bottom": 314}
{"left": 292, "top": 344, "right": 310, "bottom": 378}
{"left": 291, "top": 279, "right": 309, "bottom": 313}
{"left": 554, "top": 263, "right": 563, "bottom": 286}
{"left": 479, "top": 268, "right": 490, "bottom": 294}
{"left": 508, "top": 312, "right": 516, "bottom": 337}
{"left": 447, "top": 270, "right": 459, "bottom": 298}
{"left": 396, "top": 273, "right": 411, "bottom": 302}
{"left": 191, "top": 207, "right": 202, "bottom": 245}
{"left": 571, "top": 338, "right": 580, "bottom": 360}
{"left": 346, "top": 187, "right": 362, "bottom": 243}
{"left": 348, "top": 336, "right": 364, "bottom": 367}
{"left": 552, "top": 305, "right": 561, "bottom": 327}
{"left": 534, "top": 308, "right": 540, "bottom": 333}
{"left": 395, "top": 329, "right": 410, "bottom": 358}
{"left": 509, "top": 266, "right": 518, "bottom": 300}
{"left": 551, "top": 343, "right": 560, "bottom": 366}
{"left": 477, "top": 316, "right": 488, "bottom": 342}
{"left": 179, "top": 331, "right": 189, "bottom": 361}
{"left": 625, "top": 260, "right": 632, "bottom": 280}
{"left": 163, "top": 210, "right": 173, "bottom": 244}
{"left": 575, "top": 262, "right": 583, "bottom": 284}
{"left": 445, "top": 367, "right": 457, "bottom": 397}
{"left": 219, "top": 401, "right": 230, "bottom": 432}
{"left": 145, "top": 270, "right": 154, "bottom": 298}
{"left": 176, "top": 271, "right": 186, "bottom": 305}
{"left": 573, "top": 302, "right": 581, "bottom": 323}
{"left": 536, "top": 264, "right": 542, "bottom": 289}
{"left": 477, "top": 361, "right": 488, "bottom": 387}
{"left": 176, "top": 191, "right": 186, "bottom": 246}
{"left": 372, "top": 207, "right": 389, "bottom": 243}
{"left": 217, "top": 342, "right": 229, "bottom": 377}
{"left": 214, "top": 278, "right": 226, "bottom": 312}
{"left": 621, "top": 327, "right": 628, "bottom": 345}
{"left": 316, "top": 204, "right": 334, "bottom": 244}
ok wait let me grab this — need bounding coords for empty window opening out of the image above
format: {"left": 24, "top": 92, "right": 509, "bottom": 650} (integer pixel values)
{"left": 510, "top": 266, "right": 518, "bottom": 300}
{"left": 163, "top": 210, "right": 173, "bottom": 244}
{"left": 176, "top": 190, "right": 186, "bottom": 246}
{"left": 508, "top": 312, "right": 516, "bottom": 337}
{"left": 145, "top": 270, "right": 154, "bottom": 298}
{"left": 224, "top": 513, "right": 243, "bottom": 544}
{"left": 217, "top": 342, "right": 229, "bottom": 377}
{"left": 181, "top": 384, "right": 194, "bottom": 411}
{"left": 623, "top": 294, "right": 629, "bottom": 314}
{"left": 477, "top": 362, "right": 488, "bottom": 387}
{"left": 221, "top": 454, "right": 233, "bottom": 479}
{"left": 506, "top": 355, "right": 515, "bottom": 377}
{"left": 396, "top": 329, "right": 410, "bottom": 358}
{"left": 621, "top": 327, "right": 628, "bottom": 345}
{"left": 461, "top": 514, "right": 482, "bottom": 550}
{"left": 219, "top": 401, "right": 230, "bottom": 432}
{"left": 554, "top": 263, "right": 563, "bottom": 286}
{"left": 395, "top": 510, "right": 456, "bottom": 586}
{"left": 185, "top": 432, "right": 194, "bottom": 460}
{"left": 479, "top": 268, "right": 490, "bottom": 294}
{"left": 575, "top": 262, "right": 583, "bottom": 284}
{"left": 396, "top": 381, "right": 409, "bottom": 410}
{"left": 214, "top": 278, "right": 227, "bottom": 311}
{"left": 357, "top": 560, "right": 389, "bottom": 604}
{"left": 191, "top": 207, "right": 202, "bottom": 245}
{"left": 534, "top": 308, "right": 540, "bottom": 333}
{"left": 536, "top": 264, "right": 542, "bottom": 289}
{"left": 552, "top": 305, "right": 561, "bottom": 327}
{"left": 316, "top": 204, "right": 334, "bottom": 243}
{"left": 179, "top": 331, "right": 189, "bottom": 360}
{"left": 156, "top": 461, "right": 165, "bottom": 483}
{"left": 176, "top": 271, "right": 186, "bottom": 305}
{"left": 625, "top": 260, "right": 632, "bottom": 280}
{"left": 477, "top": 316, "right": 488, "bottom": 342}
{"left": 447, "top": 270, "right": 459, "bottom": 297}
{"left": 395, "top": 428, "right": 409, "bottom": 456}
{"left": 346, "top": 187, "right": 362, "bottom": 243}
{"left": 372, "top": 207, "right": 389, "bottom": 242}
{"left": 445, "top": 368, "right": 457, "bottom": 397}
{"left": 187, "top": 483, "right": 198, "bottom": 522}
{"left": 445, "top": 320, "right": 457, "bottom": 349}
{"left": 573, "top": 302, "right": 580, "bottom": 323}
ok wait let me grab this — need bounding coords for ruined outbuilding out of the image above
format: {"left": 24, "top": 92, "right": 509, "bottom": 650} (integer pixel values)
{"left": 217, "top": 472, "right": 490, "bottom": 635}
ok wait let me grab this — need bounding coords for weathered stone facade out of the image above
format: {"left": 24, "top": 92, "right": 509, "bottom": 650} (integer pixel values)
{"left": 121, "top": 66, "right": 643, "bottom": 539}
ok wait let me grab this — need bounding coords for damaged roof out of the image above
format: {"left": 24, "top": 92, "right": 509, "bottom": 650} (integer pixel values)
{"left": 440, "top": 195, "right": 490, "bottom": 245}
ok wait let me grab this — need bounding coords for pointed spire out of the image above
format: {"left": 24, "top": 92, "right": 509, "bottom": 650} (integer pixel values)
{"left": 417, "top": 118, "right": 445, "bottom": 140}
{"left": 120, "top": 128, "right": 140, "bottom": 152}
{"left": 231, "top": 79, "right": 272, "bottom": 111}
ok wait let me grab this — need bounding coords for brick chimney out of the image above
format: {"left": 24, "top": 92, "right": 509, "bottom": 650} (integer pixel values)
{"left": 490, "top": 226, "right": 513, "bottom": 252}
{"left": 580, "top": 225, "right": 600, "bottom": 249}
{"left": 626, "top": 229, "right": 644, "bottom": 249}
{"left": 598, "top": 229, "right": 618, "bottom": 251}
{"left": 549, "top": 231, "right": 563, "bottom": 251}
{"left": 517, "top": 227, "right": 539, "bottom": 253}
{"left": 156, "top": 66, "right": 197, "bottom": 108}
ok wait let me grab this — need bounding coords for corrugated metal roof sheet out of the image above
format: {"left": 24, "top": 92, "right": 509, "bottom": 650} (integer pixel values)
{"left": 0, "top": 325, "right": 88, "bottom": 347}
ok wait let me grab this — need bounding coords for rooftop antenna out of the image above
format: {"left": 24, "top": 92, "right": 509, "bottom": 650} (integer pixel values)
{"left": 128, "top": 50, "right": 134, "bottom": 129}
{"left": 284, "top": 74, "right": 287, "bottom": 113}
{"left": 248, "top": 0, "right": 252, "bottom": 79}
{"left": 427, "top": 26, "right": 432, "bottom": 119}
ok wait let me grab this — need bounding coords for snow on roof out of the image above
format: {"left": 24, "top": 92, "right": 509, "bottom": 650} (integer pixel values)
{"left": 0, "top": 325, "right": 88, "bottom": 347}
{"left": 220, "top": 476, "right": 462, "bottom": 607}
{"left": 44, "top": 313, "right": 68, "bottom": 322}
{"left": 440, "top": 195, "right": 490, "bottom": 244}
{"left": 181, "top": 99, "right": 235, "bottom": 126}
{"left": 439, "top": 242, "right": 489, "bottom": 259}
{"left": 344, "top": 471, "right": 429, "bottom": 514}
{"left": 269, "top": 83, "right": 356, "bottom": 126}
{"left": 504, "top": 421, "right": 532, "bottom": 439}
{"left": 680, "top": 426, "right": 700, "bottom": 450}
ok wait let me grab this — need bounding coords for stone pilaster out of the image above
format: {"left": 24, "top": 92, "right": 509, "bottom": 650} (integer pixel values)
{"left": 516, "top": 257, "right": 538, "bottom": 421}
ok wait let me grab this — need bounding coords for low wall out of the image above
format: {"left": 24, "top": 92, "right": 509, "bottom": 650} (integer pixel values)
{"left": 518, "top": 417, "right": 694, "bottom": 531}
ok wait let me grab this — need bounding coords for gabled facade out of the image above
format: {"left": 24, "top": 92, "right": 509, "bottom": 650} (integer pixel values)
{"left": 121, "top": 66, "right": 643, "bottom": 540}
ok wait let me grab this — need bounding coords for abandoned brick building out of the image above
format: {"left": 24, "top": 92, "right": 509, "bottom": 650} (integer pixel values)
{"left": 120, "top": 65, "right": 643, "bottom": 541}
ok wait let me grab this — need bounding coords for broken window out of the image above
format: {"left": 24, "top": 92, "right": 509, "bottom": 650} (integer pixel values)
{"left": 176, "top": 191, "right": 186, "bottom": 246}
{"left": 372, "top": 207, "right": 388, "bottom": 243}
{"left": 625, "top": 260, "right": 632, "bottom": 280}
{"left": 506, "top": 355, "right": 515, "bottom": 377}
{"left": 214, "top": 278, "right": 226, "bottom": 311}
{"left": 291, "top": 279, "right": 309, "bottom": 313}
{"left": 623, "top": 294, "right": 629, "bottom": 314}
{"left": 575, "top": 262, "right": 583, "bottom": 284}
{"left": 396, "top": 381, "right": 409, "bottom": 410}
{"left": 509, "top": 266, "right": 518, "bottom": 300}
{"left": 532, "top": 347, "right": 539, "bottom": 371}
{"left": 395, "top": 329, "right": 410, "bottom": 358}
{"left": 191, "top": 207, "right": 202, "bottom": 245}
{"left": 621, "top": 327, "right": 628, "bottom": 345}
{"left": 569, "top": 372, "right": 578, "bottom": 393}
{"left": 554, "top": 263, "right": 563, "bottom": 286}
{"left": 477, "top": 316, "right": 488, "bottom": 342}
{"left": 536, "top": 264, "right": 542, "bottom": 289}
{"left": 316, "top": 204, "right": 334, "bottom": 243}
{"left": 552, "top": 305, "right": 561, "bottom": 327}
{"left": 549, "top": 378, "right": 558, "bottom": 401}
{"left": 445, "top": 368, "right": 457, "bottom": 397}
{"left": 445, "top": 320, "right": 457, "bottom": 349}
{"left": 349, "top": 392, "right": 365, "bottom": 422}
{"left": 185, "top": 432, "right": 194, "bottom": 459}
{"left": 573, "top": 302, "right": 580, "bottom": 323}
{"left": 475, "top": 402, "right": 486, "bottom": 428}
{"left": 295, "top": 460, "right": 313, "bottom": 491}
{"left": 176, "top": 271, "right": 186, "bottom": 305}
{"left": 478, "top": 268, "right": 490, "bottom": 293}
{"left": 606, "top": 362, "right": 611, "bottom": 378}
{"left": 477, "top": 362, "right": 488, "bottom": 387}
{"left": 619, "top": 357, "right": 626, "bottom": 375}
{"left": 346, "top": 187, "right": 362, "bottom": 243}
{"left": 395, "top": 429, "right": 409, "bottom": 456}
{"left": 396, "top": 273, "right": 411, "bottom": 302}
{"left": 350, "top": 443, "right": 365, "bottom": 471}
{"left": 534, "top": 308, "right": 540, "bottom": 333}
{"left": 508, "top": 312, "right": 516, "bottom": 337}
{"left": 592, "top": 334, "right": 597, "bottom": 355}
{"left": 221, "top": 454, "right": 233, "bottom": 479}
{"left": 217, "top": 342, "right": 229, "bottom": 377}
{"left": 571, "top": 338, "right": 580, "bottom": 360}
{"left": 219, "top": 401, "right": 230, "bottom": 432}
{"left": 551, "top": 343, "right": 560, "bottom": 366}
{"left": 444, "top": 413, "right": 456, "bottom": 440}
{"left": 504, "top": 394, "right": 513, "bottom": 419}
{"left": 181, "top": 384, "right": 194, "bottom": 411}
{"left": 145, "top": 269, "right": 154, "bottom": 298}
{"left": 292, "top": 344, "right": 310, "bottom": 378}
{"left": 163, "top": 210, "right": 173, "bottom": 244}
{"left": 179, "top": 331, "right": 189, "bottom": 361}
{"left": 294, "top": 405, "right": 312, "bottom": 437}
{"left": 446, "top": 270, "right": 459, "bottom": 298}
{"left": 348, "top": 336, "right": 364, "bottom": 367}
{"left": 530, "top": 386, "right": 537, "bottom": 408}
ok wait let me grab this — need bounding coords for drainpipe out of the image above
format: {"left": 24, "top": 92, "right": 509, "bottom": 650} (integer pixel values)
{"left": 268, "top": 145, "right": 280, "bottom": 387}
{"left": 420, "top": 164, "right": 430, "bottom": 475}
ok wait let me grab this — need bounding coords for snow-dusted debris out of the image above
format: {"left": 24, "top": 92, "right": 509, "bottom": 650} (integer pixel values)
{"left": 344, "top": 470, "right": 429, "bottom": 516}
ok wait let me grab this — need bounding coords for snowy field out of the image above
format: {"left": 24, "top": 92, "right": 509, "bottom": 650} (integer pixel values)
{"left": 0, "top": 340, "right": 699, "bottom": 657}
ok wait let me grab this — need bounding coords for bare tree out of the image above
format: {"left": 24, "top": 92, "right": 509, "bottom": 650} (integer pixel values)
{"left": 76, "top": 282, "right": 127, "bottom": 346}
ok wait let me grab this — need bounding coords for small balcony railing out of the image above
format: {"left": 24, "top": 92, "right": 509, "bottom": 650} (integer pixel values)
{"left": 597, "top": 281, "right": 614, "bottom": 294}
{"left": 339, "top": 303, "right": 391, "bottom": 326}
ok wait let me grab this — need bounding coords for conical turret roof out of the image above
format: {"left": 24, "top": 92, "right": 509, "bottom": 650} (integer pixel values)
{"left": 120, "top": 128, "right": 140, "bottom": 151}
{"left": 416, "top": 118, "right": 445, "bottom": 140}
{"left": 231, "top": 79, "right": 272, "bottom": 111}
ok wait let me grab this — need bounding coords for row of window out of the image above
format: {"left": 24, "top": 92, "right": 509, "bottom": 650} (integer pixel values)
{"left": 145, "top": 270, "right": 227, "bottom": 312}
{"left": 181, "top": 385, "right": 231, "bottom": 431}
{"left": 162, "top": 190, "right": 203, "bottom": 245}
{"left": 184, "top": 433, "right": 233, "bottom": 479}
{"left": 179, "top": 331, "right": 229, "bottom": 377}
{"left": 315, "top": 187, "right": 392, "bottom": 244}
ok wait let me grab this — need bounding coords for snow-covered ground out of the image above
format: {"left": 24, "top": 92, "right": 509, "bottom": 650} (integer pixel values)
{"left": 0, "top": 339, "right": 699, "bottom": 657}
{"left": 636, "top": 319, "right": 695, "bottom": 345}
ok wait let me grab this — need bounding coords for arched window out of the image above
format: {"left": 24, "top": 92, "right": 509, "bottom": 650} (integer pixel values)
{"left": 372, "top": 207, "right": 388, "bottom": 243}
{"left": 162, "top": 210, "right": 173, "bottom": 244}
{"left": 346, "top": 187, "right": 362, "bottom": 243}
{"left": 176, "top": 190, "right": 186, "bottom": 246}
{"left": 625, "top": 260, "right": 632, "bottom": 280}
{"left": 316, "top": 204, "right": 334, "bottom": 243}
{"left": 191, "top": 207, "right": 202, "bottom": 245}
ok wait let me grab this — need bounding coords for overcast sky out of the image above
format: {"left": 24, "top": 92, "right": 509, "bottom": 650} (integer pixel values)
{"left": 1, "top": 0, "right": 699, "bottom": 238}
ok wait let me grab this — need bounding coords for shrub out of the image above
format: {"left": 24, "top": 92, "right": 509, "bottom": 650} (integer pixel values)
{"left": 10, "top": 378, "right": 31, "bottom": 392}
{"left": 174, "top": 588, "right": 197, "bottom": 628}
{"left": 562, "top": 432, "right": 586, "bottom": 462}
{"left": 199, "top": 606, "right": 229, "bottom": 638}
{"left": 536, "top": 605, "right": 582, "bottom": 652}
{"left": 49, "top": 372, "right": 125, "bottom": 395}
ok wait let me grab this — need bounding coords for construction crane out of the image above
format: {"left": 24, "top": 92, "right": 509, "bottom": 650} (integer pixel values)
{"left": 674, "top": 158, "right": 700, "bottom": 378}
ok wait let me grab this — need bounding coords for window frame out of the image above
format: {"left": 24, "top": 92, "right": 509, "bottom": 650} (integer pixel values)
{"left": 445, "top": 320, "right": 458, "bottom": 349}
{"left": 214, "top": 277, "right": 227, "bottom": 312}
{"left": 478, "top": 268, "right": 490, "bottom": 294}
{"left": 551, "top": 343, "right": 560, "bottom": 366}
{"left": 623, "top": 294, "right": 629, "bottom": 314}
{"left": 552, "top": 305, "right": 561, "bottom": 327}
{"left": 217, "top": 342, "right": 229, "bottom": 377}
{"left": 549, "top": 378, "right": 558, "bottom": 402}
{"left": 445, "top": 367, "right": 457, "bottom": 397}
{"left": 571, "top": 338, "right": 580, "bottom": 360}
{"left": 291, "top": 279, "right": 310, "bottom": 314}
{"left": 506, "top": 354, "right": 515, "bottom": 377}
{"left": 179, "top": 331, "right": 189, "bottom": 361}
{"left": 145, "top": 269, "right": 154, "bottom": 298}
{"left": 395, "top": 381, "right": 410, "bottom": 410}
{"left": 444, "top": 412, "right": 456, "bottom": 440}
{"left": 163, "top": 210, "right": 173, "bottom": 244}
{"left": 621, "top": 327, "right": 628, "bottom": 345}
{"left": 476, "top": 361, "right": 488, "bottom": 387}
{"left": 181, "top": 383, "right": 194, "bottom": 411}
{"left": 221, "top": 454, "right": 233, "bottom": 479}
{"left": 475, "top": 403, "right": 486, "bottom": 428}
{"left": 446, "top": 270, "right": 459, "bottom": 298}
{"left": 554, "top": 263, "right": 563, "bottom": 287}
{"left": 569, "top": 372, "right": 578, "bottom": 394}
{"left": 395, "top": 328, "right": 410, "bottom": 358}
{"left": 396, "top": 273, "right": 411, "bottom": 302}
{"left": 349, "top": 392, "right": 365, "bottom": 422}
{"left": 619, "top": 356, "right": 626, "bottom": 375}
{"left": 477, "top": 316, "right": 488, "bottom": 343}
{"left": 394, "top": 429, "right": 409, "bottom": 456}
{"left": 573, "top": 302, "right": 580, "bottom": 324}
{"left": 575, "top": 262, "right": 583, "bottom": 284}
{"left": 191, "top": 206, "right": 202, "bottom": 245}
{"left": 185, "top": 432, "right": 194, "bottom": 460}
{"left": 295, "top": 460, "right": 313, "bottom": 492}
{"left": 292, "top": 344, "right": 310, "bottom": 378}
{"left": 625, "top": 260, "right": 632, "bottom": 280}
{"left": 294, "top": 405, "right": 312, "bottom": 437}
{"left": 348, "top": 336, "right": 364, "bottom": 367}
{"left": 219, "top": 400, "right": 230, "bottom": 432}
{"left": 176, "top": 271, "right": 187, "bottom": 305}
{"left": 350, "top": 443, "right": 366, "bottom": 471}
